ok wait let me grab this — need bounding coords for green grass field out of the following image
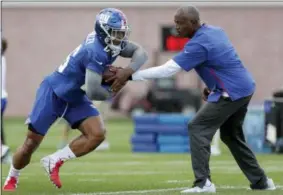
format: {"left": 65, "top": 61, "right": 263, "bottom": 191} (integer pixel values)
{"left": 1, "top": 117, "right": 283, "bottom": 195}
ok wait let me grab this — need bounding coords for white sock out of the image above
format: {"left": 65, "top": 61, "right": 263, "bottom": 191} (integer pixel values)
{"left": 7, "top": 164, "right": 20, "bottom": 179}
{"left": 49, "top": 144, "right": 76, "bottom": 161}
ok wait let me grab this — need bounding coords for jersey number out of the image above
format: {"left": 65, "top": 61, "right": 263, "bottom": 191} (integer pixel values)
{"left": 58, "top": 45, "right": 82, "bottom": 73}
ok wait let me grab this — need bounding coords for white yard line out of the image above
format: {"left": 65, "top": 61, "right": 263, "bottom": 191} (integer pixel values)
{"left": 78, "top": 179, "right": 105, "bottom": 182}
{"left": 68, "top": 187, "right": 186, "bottom": 195}
{"left": 165, "top": 180, "right": 191, "bottom": 183}
{"left": 68, "top": 185, "right": 283, "bottom": 195}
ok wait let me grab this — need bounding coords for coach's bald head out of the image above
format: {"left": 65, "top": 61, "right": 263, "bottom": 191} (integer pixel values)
{"left": 174, "top": 6, "right": 201, "bottom": 38}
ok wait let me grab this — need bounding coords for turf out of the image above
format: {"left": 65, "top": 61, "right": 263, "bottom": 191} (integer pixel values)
{"left": 1, "top": 117, "right": 283, "bottom": 195}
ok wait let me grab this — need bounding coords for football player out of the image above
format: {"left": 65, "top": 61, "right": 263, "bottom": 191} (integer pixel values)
{"left": 3, "top": 8, "right": 148, "bottom": 191}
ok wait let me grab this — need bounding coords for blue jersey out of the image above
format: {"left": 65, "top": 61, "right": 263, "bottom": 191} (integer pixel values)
{"left": 46, "top": 32, "right": 118, "bottom": 103}
{"left": 173, "top": 24, "right": 255, "bottom": 102}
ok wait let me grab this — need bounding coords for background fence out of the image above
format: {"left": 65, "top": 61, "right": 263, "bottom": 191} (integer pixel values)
{"left": 2, "top": 2, "right": 283, "bottom": 116}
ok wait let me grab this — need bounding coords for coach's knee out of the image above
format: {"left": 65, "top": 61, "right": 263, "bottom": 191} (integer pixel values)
{"left": 188, "top": 120, "right": 198, "bottom": 136}
{"left": 188, "top": 121, "right": 201, "bottom": 144}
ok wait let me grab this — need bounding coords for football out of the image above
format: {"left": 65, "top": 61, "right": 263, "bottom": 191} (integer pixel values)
{"left": 101, "top": 66, "right": 122, "bottom": 85}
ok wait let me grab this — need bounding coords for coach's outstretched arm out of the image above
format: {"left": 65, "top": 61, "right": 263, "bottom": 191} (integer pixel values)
{"left": 85, "top": 69, "right": 111, "bottom": 101}
{"left": 131, "top": 59, "right": 182, "bottom": 81}
{"left": 131, "top": 42, "right": 207, "bottom": 81}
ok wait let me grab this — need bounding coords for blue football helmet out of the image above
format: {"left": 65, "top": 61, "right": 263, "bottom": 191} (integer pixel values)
{"left": 95, "top": 8, "right": 130, "bottom": 56}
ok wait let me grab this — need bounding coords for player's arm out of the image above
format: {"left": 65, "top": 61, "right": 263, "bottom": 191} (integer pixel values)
{"left": 85, "top": 69, "right": 111, "bottom": 101}
{"left": 119, "top": 41, "right": 148, "bottom": 72}
{"left": 131, "top": 42, "right": 207, "bottom": 81}
{"left": 106, "top": 41, "right": 148, "bottom": 92}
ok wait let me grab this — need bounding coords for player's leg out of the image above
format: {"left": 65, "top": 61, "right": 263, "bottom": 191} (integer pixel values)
{"left": 219, "top": 102, "right": 275, "bottom": 190}
{"left": 94, "top": 101, "right": 110, "bottom": 151}
{"left": 67, "top": 99, "right": 105, "bottom": 156}
{"left": 41, "top": 98, "right": 104, "bottom": 188}
{"left": 69, "top": 115, "right": 105, "bottom": 156}
{"left": 3, "top": 80, "right": 59, "bottom": 191}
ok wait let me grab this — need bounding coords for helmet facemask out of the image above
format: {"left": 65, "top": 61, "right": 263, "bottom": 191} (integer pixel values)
{"left": 101, "top": 23, "right": 130, "bottom": 57}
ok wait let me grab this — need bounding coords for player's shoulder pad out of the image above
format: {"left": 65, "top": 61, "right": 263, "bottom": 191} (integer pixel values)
{"left": 84, "top": 32, "right": 109, "bottom": 64}
{"left": 119, "top": 41, "right": 140, "bottom": 57}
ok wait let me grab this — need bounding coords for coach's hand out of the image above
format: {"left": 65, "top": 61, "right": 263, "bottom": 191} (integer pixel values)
{"left": 106, "top": 67, "right": 134, "bottom": 92}
{"left": 202, "top": 87, "right": 211, "bottom": 101}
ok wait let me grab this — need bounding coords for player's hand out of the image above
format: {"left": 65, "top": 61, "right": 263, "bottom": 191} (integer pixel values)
{"left": 202, "top": 87, "right": 211, "bottom": 101}
{"left": 106, "top": 67, "right": 134, "bottom": 92}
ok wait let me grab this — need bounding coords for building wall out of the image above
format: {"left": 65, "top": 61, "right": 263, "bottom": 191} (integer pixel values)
{"left": 2, "top": 6, "right": 283, "bottom": 116}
